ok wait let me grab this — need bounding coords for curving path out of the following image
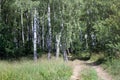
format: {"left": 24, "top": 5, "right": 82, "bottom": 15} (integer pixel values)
{"left": 69, "top": 59, "right": 113, "bottom": 80}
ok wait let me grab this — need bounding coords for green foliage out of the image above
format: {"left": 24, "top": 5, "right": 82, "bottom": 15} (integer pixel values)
{"left": 0, "top": 23, "right": 15, "bottom": 58}
{"left": 102, "top": 59, "right": 120, "bottom": 80}
{"left": 0, "top": 0, "right": 120, "bottom": 59}
{"left": 80, "top": 0, "right": 120, "bottom": 57}
{"left": 0, "top": 59, "right": 72, "bottom": 80}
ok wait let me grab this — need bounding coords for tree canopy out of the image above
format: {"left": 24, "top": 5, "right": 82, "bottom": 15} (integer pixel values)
{"left": 0, "top": 0, "right": 120, "bottom": 60}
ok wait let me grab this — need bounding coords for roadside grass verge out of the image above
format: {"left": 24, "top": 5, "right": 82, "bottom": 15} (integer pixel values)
{"left": 102, "top": 59, "right": 120, "bottom": 80}
{"left": 90, "top": 52, "right": 120, "bottom": 80}
{"left": 80, "top": 67, "right": 98, "bottom": 80}
{"left": 0, "top": 58, "right": 72, "bottom": 80}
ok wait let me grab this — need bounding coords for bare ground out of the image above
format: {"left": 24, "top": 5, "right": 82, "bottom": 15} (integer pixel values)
{"left": 69, "top": 59, "right": 113, "bottom": 80}
{"left": 93, "top": 65, "right": 113, "bottom": 80}
{"left": 70, "top": 60, "right": 84, "bottom": 80}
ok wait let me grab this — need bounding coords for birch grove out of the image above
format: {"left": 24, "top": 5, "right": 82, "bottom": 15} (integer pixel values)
{"left": 0, "top": 0, "right": 120, "bottom": 61}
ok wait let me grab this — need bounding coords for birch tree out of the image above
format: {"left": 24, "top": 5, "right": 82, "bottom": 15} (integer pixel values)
{"left": 47, "top": 0, "right": 52, "bottom": 59}
{"left": 33, "top": 8, "right": 37, "bottom": 61}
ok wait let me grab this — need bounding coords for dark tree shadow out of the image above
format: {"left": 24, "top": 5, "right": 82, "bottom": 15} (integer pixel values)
{"left": 68, "top": 55, "right": 106, "bottom": 66}
{"left": 85, "top": 58, "right": 106, "bottom": 66}
{"left": 68, "top": 56, "right": 90, "bottom": 61}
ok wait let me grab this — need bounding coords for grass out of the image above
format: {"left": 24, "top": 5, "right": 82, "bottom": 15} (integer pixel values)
{"left": 90, "top": 52, "right": 120, "bottom": 80}
{"left": 0, "top": 58, "right": 72, "bottom": 80}
{"left": 80, "top": 67, "right": 98, "bottom": 80}
{"left": 102, "top": 58, "right": 120, "bottom": 80}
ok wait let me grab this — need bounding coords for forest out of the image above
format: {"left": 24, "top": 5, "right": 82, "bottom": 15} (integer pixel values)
{"left": 0, "top": 0, "right": 120, "bottom": 80}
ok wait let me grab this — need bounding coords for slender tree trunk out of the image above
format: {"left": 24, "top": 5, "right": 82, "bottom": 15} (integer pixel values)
{"left": 58, "top": 0, "right": 68, "bottom": 61}
{"left": 27, "top": 24, "right": 29, "bottom": 41}
{"left": 47, "top": 2, "right": 52, "bottom": 59}
{"left": 37, "top": 19, "right": 41, "bottom": 48}
{"left": 26, "top": 13, "right": 30, "bottom": 42}
{"left": 63, "top": 49, "right": 68, "bottom": 61}
{"left": 61, "top": 26, "right": 68, "bottom": 61}
{"left": 61, "top": 11, "right": 68, "bottom": 61}
{"left": 21, "top": 10, "right": 25, "bottom": 44}
{"left": 14, "top": 16, "right": 18, "bottom": 48}
{"left": 67, "top": 48, "right": 70, "bottom": 55}
{"left": 62, "top": 38, "right": 68, "bottom": 61}
{"left": 56, "top": 33, "right": 61, "bottom": 58}
{"left": 42, "top": 17, "right": 45, "bottom": 50}
{"left": 80, "top": 30, "right": 83, "bottom": 42}
{"left": 33, "top": 8, "right": 37, "bottom": 61}
{"left": 31, "top": 11, "right": 34, "bottom": 42}
{"left": 55, "top": 0, "right": 62, "bottom": 59}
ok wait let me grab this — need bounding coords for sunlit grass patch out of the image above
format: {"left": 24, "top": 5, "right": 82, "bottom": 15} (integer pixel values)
{"left": 0, "top": 58, "right": 72, "bottom": 80}
{"left": 80, "top": 67, "right": 98, "bottom": 80}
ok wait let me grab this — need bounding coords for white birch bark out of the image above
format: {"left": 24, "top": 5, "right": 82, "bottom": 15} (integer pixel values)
{"left": 33, "top": 8, "right": 37, "bottom": 61}
{"left": 47, "top": 3, "right": 52, "bottom": 59}
{"left": 55, "top": 0, "right": 62, "bottom": 59}
{"left": 56, "top": 33, "right": 61, "bottom": 58}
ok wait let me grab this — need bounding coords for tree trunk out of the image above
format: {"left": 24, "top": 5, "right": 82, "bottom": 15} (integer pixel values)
{"left": 62, "top": 42, "right": 68, "bottom": 62}
{"left": 31, "top": 11, "right": 34, "bottom": 42}
{"left": 21, "top": 10, "right": 25, "bottom": 44}
{"left": 47, "top": 2, "right": 52, "bottom": 59}
{"left": 61, "top": 20, "right": 68, "bottom": 61}
{"left": 37, "top": 19, "right": 41, "bottom": 48}
{"left": 56, "top": 33, "right": 61, "bottom": 58}
{"left": 42, "top": 17, "right": 45, "bottom": 50}
{"left": 33, "top": 8, "right": 37, "bottom": 61}
{"left": 26, "top": 13, "right": 30, "bottom": 42}
{"left": 63, "top": 49, "right": 68, "bottom": 62}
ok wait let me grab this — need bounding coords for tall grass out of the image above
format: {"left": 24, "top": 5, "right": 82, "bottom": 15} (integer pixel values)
{"left": 0, "top": 59, "right": 72, "bottom": 80}
{"left": 80, "top": 67, "right": 98, "bottom": 80}
{"left": 102, "top": 59, "right": 120, "bottom": 80}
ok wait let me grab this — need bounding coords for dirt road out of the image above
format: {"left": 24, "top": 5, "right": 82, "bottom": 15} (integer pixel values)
{"left": 69, "top": 60, "right": 113, "bottom": 80}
